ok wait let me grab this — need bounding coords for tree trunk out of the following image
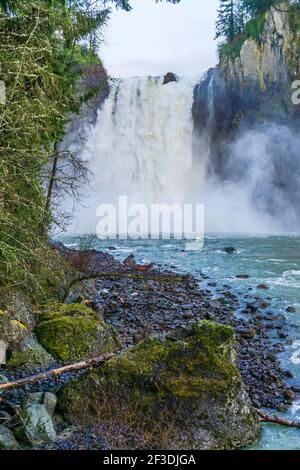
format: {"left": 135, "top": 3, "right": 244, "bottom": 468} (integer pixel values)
{"left": 45, "top": 142, "right": 59, "bottom": 217}
{"left": 256, "top": 408, "right": 300, "bottom": 429}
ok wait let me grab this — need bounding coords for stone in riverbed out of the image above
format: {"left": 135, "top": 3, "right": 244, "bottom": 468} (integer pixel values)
{"left": 223, "top": 247, "right": 237, "bottom": 254}
{"left": 286, "top": 306, "right": 296, "bottom": 313}
{"left": 58, "top": 321, "right": 260, "bottom": 450}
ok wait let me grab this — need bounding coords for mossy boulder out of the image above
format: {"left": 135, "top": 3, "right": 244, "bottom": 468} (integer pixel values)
{"left": 34, "top": 303, "right": 118, "bottom": 362}
{"left": 7, "top": 334, "right": 54, "bottom": 369}
{"left": 58, "top": 321, "right": 260, "bottom": 450}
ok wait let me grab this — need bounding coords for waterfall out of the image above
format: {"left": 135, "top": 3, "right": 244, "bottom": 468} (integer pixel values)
{"left": 67, "top": 74, "right": 300, "bottom": 235}
{"left": 71, "top": 75, "right": 200, "bottom": 233}
{"left": 90, "top": 76, "right": 195, "bottom": 203}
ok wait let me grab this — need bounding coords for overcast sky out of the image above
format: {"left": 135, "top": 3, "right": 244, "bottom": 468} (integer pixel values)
{"left": 101, "top": 0, "right": 220, "bottom": 78}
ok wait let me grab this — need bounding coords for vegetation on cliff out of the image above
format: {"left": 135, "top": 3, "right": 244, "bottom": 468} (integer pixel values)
{"left": 217, "top": 0, "right": 300, "bottom": 58}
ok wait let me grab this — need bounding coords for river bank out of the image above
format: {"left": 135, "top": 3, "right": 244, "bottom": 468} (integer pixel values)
{"left": 0, "top": 238, "right": 297, "bottom": 450}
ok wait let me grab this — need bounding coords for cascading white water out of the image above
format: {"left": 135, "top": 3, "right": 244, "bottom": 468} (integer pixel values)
{"left": 90, "top": 76, "right": 195, "bottom": 203}
{"left": 68, "top": 74, "right": 300, "bottom": 235}
{"left": 72, "top": 75, "right": 201, "bottom": 233}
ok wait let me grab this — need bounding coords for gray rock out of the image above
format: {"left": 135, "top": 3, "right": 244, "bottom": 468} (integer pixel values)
{"left": 287, "top": 306, "right": 296, "bottom": 313}
{"left": 223, "top": 247, "right": 237, "bottom": 254}
{"left": 22, "top": 392, "right": 57, "bottom": 417}
{"left": 7, "top": 334, "right": 54, "bottom": 369}
{"left": 21, "top": 404, "right": 57, "bottom": 444}
{"left": 22, "top": 392, "right": 44, "bottom": 409}
{"left": 163, "top": 72, "right": 178, "bottom": 85}
{"left": 0, "top": 290, "right": 35, "bottom": 349}
{"left": 0, "top": 427, "right": 19, "bottom": 450}
{"left": 43, "top": 392, "right": 57, "bottom": 417}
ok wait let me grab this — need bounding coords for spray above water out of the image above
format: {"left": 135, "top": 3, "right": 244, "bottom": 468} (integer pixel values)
{"left": 68, "top": 75, "right": 300, "bottom": 235}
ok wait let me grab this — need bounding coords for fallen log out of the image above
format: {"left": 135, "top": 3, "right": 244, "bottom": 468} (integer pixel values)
{"left": 0, "top": 352, "right": 116, "bottom": 391}
{"left": 256, "top": 408, "right": 300, "bottom": 429}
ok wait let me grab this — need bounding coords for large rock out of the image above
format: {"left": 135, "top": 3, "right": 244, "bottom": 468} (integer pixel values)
{"left": 0, "top": 289, "right": 35, "bottom": 349}
{"left": 58, "top": 321, "right": 260, "bottom": 450}
{"left": 22, "top": 392, "right": 57, "bottom": 417}
{"left": 35, "top": 303, "right": 118, "bottom": 362}
{"left": 163, "top": 72, "right": 178, "bottom": 85}
{"left": 17, "top": 404, "right": 57, "bottom": 444}
{"left": 7, "top": 334, "right": 54, "bottom": 369}
{"left": 0, "top": 427, "right": 19, "bottom": 450}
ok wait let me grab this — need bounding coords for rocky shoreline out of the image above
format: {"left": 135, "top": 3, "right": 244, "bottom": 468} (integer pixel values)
{"left": 0, "top": 244, "right": 296, "bottom": 450}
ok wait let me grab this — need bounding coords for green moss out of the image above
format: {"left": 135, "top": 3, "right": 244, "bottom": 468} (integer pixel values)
{"left": 219, "top": 35, "right": 245, "bottom": 58}
{"left": 59, "top": 321, "right": 238, "bottom": 420}
{"left": 39, "top": 302, "right": 97, "bottom": 322}
{"left": 35, "top": 303, "right": 118, "bottom": 362}
{"left": 245, "top": 13, "right": 266, "bottom": 43}
{"left": 58, "top": 321, "right": 259, "bottom": 449}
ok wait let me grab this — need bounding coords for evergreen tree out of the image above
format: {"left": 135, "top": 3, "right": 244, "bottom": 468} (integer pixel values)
{"left": 216, "top": 0, "right": 242, "bottom": 41}
{"left": 241, "top": 0, "right": 278, "bottom": 18}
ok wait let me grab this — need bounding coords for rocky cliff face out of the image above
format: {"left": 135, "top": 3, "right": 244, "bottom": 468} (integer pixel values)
{"left": 193, "top": 4, "right": 300, "bottom": 172}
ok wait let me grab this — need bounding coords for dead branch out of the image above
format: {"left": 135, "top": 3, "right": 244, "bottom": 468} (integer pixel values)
{"left": 0, "top": 352, "right": 115, "bottom": 391}
{"left": 256, "top": 408, "right": 300, "bottom": 429}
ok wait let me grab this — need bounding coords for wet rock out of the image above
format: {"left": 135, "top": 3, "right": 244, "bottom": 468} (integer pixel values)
{"left": 284, "top": 390, "right": 295, "bottom": 401}
{"left": 163, "top": 72, "right": 178, "bottom": 85}
{"left": 123, "top": 254, "right": 136, "bottom": 265}
{"left": 238, "top": 328, "right": 257, "bottom": 339}
{"left": 236, "top": 275, "right": 250, "bottom": 279}
{"left": 0, "top": 427, "right": 19, "bottom": 449}
{"left": 59, "top": 321, "right": 260, "bottom": 450}
{"left": 223, "top": 247, "right": 237, "bottom": 254}
{"left": 181, "top": 310, "right": 194, "bottom": 320}
{"left": 209, "top": 299, "right": 222, "bottom": 310}
{"left": 257, "top": 284, "right": 269, "bottom": 290}
{"left": 286, "top": 306, "right": 296, "bottom": 313}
